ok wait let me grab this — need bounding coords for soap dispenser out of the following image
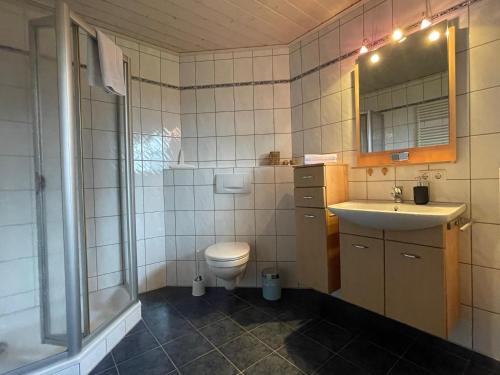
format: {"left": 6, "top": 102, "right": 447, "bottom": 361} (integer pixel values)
{"left": 413, "top": 176, "right": 429, "bottom": 205}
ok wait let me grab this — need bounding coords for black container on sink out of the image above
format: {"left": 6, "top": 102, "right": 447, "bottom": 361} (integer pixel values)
{"left": 413, "top": 176, "right": 429, "bottom": 205}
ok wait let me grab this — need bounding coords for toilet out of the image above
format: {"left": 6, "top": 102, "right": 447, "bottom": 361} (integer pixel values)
{"left": 205, "top": 242, "right": 250, "bottom": 290}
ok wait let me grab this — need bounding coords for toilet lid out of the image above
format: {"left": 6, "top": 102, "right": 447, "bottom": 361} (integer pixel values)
{"left": 205, "top": 242, "right": 250, "bottom": 261}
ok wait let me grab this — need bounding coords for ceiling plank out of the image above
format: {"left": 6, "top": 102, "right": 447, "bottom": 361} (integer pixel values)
{"left": 194, "top": 0, "right": 290, "bottom": 43}
{"left": 224, "top": 0, "right": 308, "bottom": 35}
{"left": 126, "top": 0, "right": 258, "bottom": 47}
{"left": 169, "top": 0, "right": 281, "bottom": 47}
{"left": 256, "top": 0, "right": 321, "bottom": 28}
{"left": 284, "top": 0, "right": 336, "bottom": 22}
{"left": 316, "top": 0, "right": 362, "bottom": 18}
{"left": 68, "top": 0, "right": 222, "bottom": 50}
{"left": 67, "top": 0, "right": 207, "bottom": 51}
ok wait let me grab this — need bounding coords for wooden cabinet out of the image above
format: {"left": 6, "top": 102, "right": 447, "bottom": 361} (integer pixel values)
{"left": 338, "top": 219, "right": 459, "bottom": 338}
{"left": 340, "top": 233, "right": 385, "bottom": 314}
{"left": 294, "top": 164, "right": 347, "bottom": 293}
{"left": 385, "top": 241, "right": 446, "bottom": 336}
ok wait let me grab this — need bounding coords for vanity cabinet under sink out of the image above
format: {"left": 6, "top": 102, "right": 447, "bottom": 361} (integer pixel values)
{"left": 339, "top": 220, "right": 459, "bottom": 339}
{"left": 340, "top": 233, "right": 385, "bottom": 314}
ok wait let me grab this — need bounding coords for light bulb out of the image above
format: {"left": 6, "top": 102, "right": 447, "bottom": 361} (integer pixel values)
{"left": 392, "top": 28, "right": 404, "bottom": 41}
{"left": 360, "top": 45, "right": 369, "bottom": 54}
{"left": 370, "top": 53, "right": 380, "bottom": 63}
{"left": 428, "top": 30, "right": 440, "bottom": 41}
{"left": 420, "top": 18, "right": 431, "bottom": 29}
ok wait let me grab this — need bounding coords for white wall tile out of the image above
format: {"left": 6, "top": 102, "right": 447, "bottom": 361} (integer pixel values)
{"left": 215, "top": 210, "right": 235, "bottom": 236}
{"left": 473, "top": 266, "right": 500, "bottom": 313}
{"left": 215, "top": 87, "right": 234, "bottom": 112}
{"left": 253, "top": 56, "right": 272, "bottom": 81}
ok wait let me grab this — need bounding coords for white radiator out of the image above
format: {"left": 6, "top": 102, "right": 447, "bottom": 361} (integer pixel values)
{"left": 416, "top": 98, "right": 449, "bottom": 147}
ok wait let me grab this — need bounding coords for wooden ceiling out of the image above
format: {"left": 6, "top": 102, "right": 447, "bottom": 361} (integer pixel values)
{"left": 64, "top": 0, "right": 360, "bottom": 53}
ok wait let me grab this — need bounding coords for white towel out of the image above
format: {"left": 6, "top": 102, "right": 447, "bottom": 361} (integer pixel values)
{"left": 87, "top": 35, "right": 103, "bottom": 87}
{"left": 87, "top": 30, "right": 126, "bottom": 96}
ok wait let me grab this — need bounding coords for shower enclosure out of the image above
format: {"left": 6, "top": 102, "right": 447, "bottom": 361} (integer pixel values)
{"left": 0, "top": 1, "right": 137, "bottom": 374}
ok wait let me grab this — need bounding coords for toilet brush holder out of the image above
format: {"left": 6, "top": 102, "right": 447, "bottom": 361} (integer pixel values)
{"left": 192, "top": 275, "right": 205, "bottom": 297}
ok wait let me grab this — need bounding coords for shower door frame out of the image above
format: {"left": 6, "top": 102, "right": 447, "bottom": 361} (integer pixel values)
{"left": 21, "top": 2, "right": 137, "bottom": 373}
{"left": 67, "top": 10, "right": 139, "bottom": 345}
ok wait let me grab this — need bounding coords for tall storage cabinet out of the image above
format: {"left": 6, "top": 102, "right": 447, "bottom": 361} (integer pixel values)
{"left": 294, "top": 164, "right": 348, "bottom": 293}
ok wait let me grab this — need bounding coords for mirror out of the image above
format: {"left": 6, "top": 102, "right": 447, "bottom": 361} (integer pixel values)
{"left": 355, "top": 21, "right": 456, "bottom": 166}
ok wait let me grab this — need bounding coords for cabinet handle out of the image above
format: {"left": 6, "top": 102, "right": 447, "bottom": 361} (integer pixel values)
{"left": 401, "top": 252, "right": 421, "bottom": 259}
{"left": 352, "top": 244, "right": 368, "bottom": 249}
{"left": 301, "top": 175, "right": 313, "bottom": 179}
{"left": 303, "top": 196, "right": 313, "bottom": 199}
{"left": 304, "top": 214, "right": 316, "bottom": 218}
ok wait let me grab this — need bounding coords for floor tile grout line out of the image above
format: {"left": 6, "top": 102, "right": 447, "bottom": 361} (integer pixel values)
{"left": 165, "top": 291, "right": 312, "bottom": 373}
{"left": 217, "top": 297, "right": 331, "bottom": 373}
{"left": 141, "top": 316, "right": 182, "bottom": 374}
{"left": 180, "top": 317, "right": 244, "bottom": 373}
{"left": 314, "top": 332, "right": 363, "bottom": 373}
{"left": 384, "top": 333, "right": 422, "bottom": 375}
{"left": 164, "top": 298, "right": 245, "bottom": 373}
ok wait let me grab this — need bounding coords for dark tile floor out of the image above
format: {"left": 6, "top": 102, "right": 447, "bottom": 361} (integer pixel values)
{"left": 91, "top": 287, "right": 500, "bottom": 375}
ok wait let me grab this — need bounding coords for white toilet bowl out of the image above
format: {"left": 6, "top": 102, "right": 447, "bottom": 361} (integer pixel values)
{"left": 205, "top": 242, "right": 250, "bottom": 290}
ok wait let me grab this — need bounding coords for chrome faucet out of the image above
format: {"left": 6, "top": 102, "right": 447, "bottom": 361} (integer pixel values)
{"left": 391, "top": 186, "right": 403, "bottom": 203}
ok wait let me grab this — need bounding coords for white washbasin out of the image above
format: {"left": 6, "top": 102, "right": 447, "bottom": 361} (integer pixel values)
{"left": 328, "top": 200, "right": 466, "bottom": 231}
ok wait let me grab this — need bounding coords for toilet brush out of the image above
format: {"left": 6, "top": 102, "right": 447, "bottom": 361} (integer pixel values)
{"left": 192, "top": 249, "right": 205, "bottom": 297}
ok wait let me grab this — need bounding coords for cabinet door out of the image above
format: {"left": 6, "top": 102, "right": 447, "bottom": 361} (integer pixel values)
{"left": 340, "top": 234, "right": 385, "bottom": 314}
{"left": 385, "top": 241, "right": 446, "bottom": 337}
{"left": 296, "top": 208, "right": 330, "bottom": 292}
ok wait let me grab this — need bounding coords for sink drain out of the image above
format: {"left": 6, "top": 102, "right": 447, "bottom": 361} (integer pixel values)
{"left": 0, "top": 342, "right": 7, "bottom": 354}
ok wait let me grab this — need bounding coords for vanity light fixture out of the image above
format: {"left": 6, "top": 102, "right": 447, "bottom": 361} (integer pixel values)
{"left": 420, "top": 0, "right": 432, "bottom": 29}
{"left": 392, "top": 28, "right": 404, "bottom": 41}
{"left": 359, "top": 5, "right": 369, "bottom": 55}
{"left": 370, "top": 53, "right": 380, "bottom": 63}
{"left": 420, "top": 18, "right": 432, "bottom": 29}
{"left": 428, "top": 30, "right": 440, "bottom": 41}
{"left": 391, "top": 0, "right": 404, "bottom": 41}
{"left": 360, "top": 41, "right": 369, "bottom": 54}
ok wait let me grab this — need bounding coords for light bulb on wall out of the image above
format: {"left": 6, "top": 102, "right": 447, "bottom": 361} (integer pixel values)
{"left": 392, "top": 28, "right": 404, "bottom": 41}
{"left": 428, "top": 30, "right": 440, "bottom": 41}
{"left": 370, "top": 53, "right": 380, "bottom": 63}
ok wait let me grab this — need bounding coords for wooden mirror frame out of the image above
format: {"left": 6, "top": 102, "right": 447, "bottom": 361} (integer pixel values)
{"left": 355, "top": 26, "right": 456, "bottom": 167}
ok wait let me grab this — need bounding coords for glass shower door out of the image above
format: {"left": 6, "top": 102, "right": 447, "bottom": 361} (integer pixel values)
{"left": 75, "top": 27, "right": 137, "bottom": 336}
{"left": 31, "top": 18, "right": 69, "bottom": 346}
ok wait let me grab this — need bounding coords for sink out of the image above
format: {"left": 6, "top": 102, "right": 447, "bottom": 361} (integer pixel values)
{"left": 328, "top": 200, "right": 466, "bottom": 231}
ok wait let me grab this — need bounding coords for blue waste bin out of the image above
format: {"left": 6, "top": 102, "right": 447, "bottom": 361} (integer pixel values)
{"left": 262, "top": 267, "right": 281, "bottom": 301}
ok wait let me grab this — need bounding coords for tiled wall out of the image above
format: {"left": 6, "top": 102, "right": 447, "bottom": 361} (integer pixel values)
{"left": 133, "top": 46, "right": 298, "bottom": 292}
{"left": 289, "top": 0, "right": 500, "bottom": 360}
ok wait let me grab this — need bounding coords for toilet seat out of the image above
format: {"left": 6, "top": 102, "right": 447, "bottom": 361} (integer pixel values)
{"left": 205, "top": 242, "right": 250, "bottom": 267}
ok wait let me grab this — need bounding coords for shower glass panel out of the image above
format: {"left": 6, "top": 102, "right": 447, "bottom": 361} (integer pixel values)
{"left": 0, "top": 2, "right": 67, "bottom": 374}
{"left": 75, "top": 28, "right": 136, "bottom": 335}
{"left": 0, "top": 2, "right": 137, "bottom": 373}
